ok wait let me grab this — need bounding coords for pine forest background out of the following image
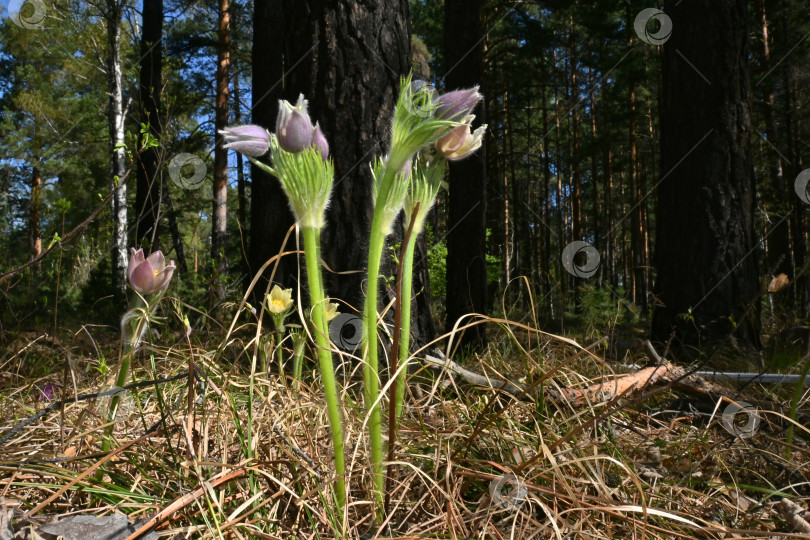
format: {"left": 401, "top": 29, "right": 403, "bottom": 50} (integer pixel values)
{"left": 1, "top": 0, "right": 809, "bottom": 363}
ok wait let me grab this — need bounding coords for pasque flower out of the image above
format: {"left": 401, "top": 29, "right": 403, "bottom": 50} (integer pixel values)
{"left": 219, "top": 125, "right": 270, "bottom": 157}
{"left": 435, "top": 116, "right": 487, "bottom": 161}
{"left": 128, "top": 248, "right": 176, "bottom": 295}
{"left": 276, "top": 95, "right": 330, "bottom": 159}
{"left": 266, "top": 284, "right": 293, "bottom": 315}
{"left": 434, "top": 86, "right": 482, "bottom": 122}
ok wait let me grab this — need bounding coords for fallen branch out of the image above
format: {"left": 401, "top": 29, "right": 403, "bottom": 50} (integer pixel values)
{"left": 776, "top": 498, "right": 810, "bottom": 534}
{"left": 423, "top": 342, "right": 730, "bottom": 407}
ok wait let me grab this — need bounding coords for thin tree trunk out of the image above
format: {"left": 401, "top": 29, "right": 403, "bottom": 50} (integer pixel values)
{"left": 163, "top": 187, "right": 188, "bottom": 273}
{"left": 135, "top": 0, "right": 163, "bottom": 250}
{"left": 541, "top": 80, "right": 553, "bottom": 317}
{"left": 211, "top": 0, "right": 230, "bottom": 304}
{"left": 589, "top": 68, "right": 600, "bottom": 287}
{"left": 757, "top": 0, "right": 792, "bottom": 313}
{"left": 106, "top": 0, "right": 128, "bottom": 294}
{"left": 232, "top": 45, "right": 248, "bottom": 281}
{"left": 30, "top": 166, "right": 42, "bottom": 264}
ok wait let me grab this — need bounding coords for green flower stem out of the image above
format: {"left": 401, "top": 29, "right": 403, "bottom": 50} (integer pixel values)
{"left": 302, "top": 225, "right": 346, "bottom": 510}
{"left": 101, "top": 296, "right": 147, "bottom": 454}
{"left": 362, "top": 165, "right": 399, "bottom": 511}
{"left": 393, "top": 213, "right": 419, "bottom": 421}
{"left": 275, "top": 333, "right": 284, "bottom": 377}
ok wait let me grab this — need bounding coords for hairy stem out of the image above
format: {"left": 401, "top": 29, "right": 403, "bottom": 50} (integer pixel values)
{"left": 302, "top": 225, "right": 346, "bottom": 510}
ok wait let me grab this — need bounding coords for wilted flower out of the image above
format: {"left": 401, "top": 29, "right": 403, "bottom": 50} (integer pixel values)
{"left": 266, "top": 284, "right": 294, "bottom": 315}
{"left": 434, "top": 87, "right": 482, "bottom": 122}
{"left": 128, "top": 248, "right": 176, "bottom": 295}
{"left": 219, "top": 125, "right": 270, "bottom": 157}
{"left": 325, "top": 301, "right": 340, "bottom": 322}
{"left": 435, "top": 118, "right": 487, "bottom": 161}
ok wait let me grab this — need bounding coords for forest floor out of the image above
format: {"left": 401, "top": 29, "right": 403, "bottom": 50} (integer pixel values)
{"left": 0, "top": 318, "right": 809, "bottom": 539}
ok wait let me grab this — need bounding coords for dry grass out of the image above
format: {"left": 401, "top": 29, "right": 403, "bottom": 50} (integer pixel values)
{"left": 1, "top": 313, "right": 809, "bottom": 539}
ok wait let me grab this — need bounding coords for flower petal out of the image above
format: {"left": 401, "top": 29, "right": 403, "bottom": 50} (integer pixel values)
{"left": 130, "top": 261, "right": 156, "bottom": 294}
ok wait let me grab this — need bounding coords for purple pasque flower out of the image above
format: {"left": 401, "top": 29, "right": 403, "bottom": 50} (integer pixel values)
{"left": 40, "top": 383, "right": 58, "bottom": 401}
{"left": 219, "top": 125, "right": 270, "bottom": 157}
{"left": 276, "top": 95, "right": 315, "bottom": 153}
{"left": 276, "top": 95, "right": 331, "bottom": 160}
{"left": 311, "top": 122, "right": 330, "bottom": 160}
{"left": 434, "top": 87, "right": 482, "bottom": 122}
{"left": 128, "top": 248, "right": 176, "bottom": 295}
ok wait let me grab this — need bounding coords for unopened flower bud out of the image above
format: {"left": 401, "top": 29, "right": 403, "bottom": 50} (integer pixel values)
{"left": 311, "top": 123, "right": 329, "bottom": 160}
{"left": 276, "top": 95, "right": 315, "bottom": 153}
{"left": 219, "top": 125, "right": 270, "bottom": 157}
{"left": 434, "top": 87, "right": 482, "bottom": 122}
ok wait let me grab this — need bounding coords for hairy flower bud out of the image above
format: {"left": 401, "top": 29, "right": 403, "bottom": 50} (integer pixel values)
{"left": 434, "top": 87, "right": 482, "bottom": 122}
{"left": 128, "top": 248, "right": 176, "bottom": 295}
{"left": 219, "top": 125, "right": 270, "bottom": 157}
{"left": 276, "top": 95, "right": 315, "bottom": 153}
{"left": 311, "top": 123, "right": 330, "bottom": 160}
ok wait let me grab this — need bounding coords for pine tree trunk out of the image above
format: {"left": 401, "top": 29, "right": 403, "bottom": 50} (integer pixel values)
{"left": 651, "top": 0, "right": 760, "bottom": 352}
{"left": 211, "top": 0, "right": 230, "bottom": 304}
{"left": 445, "top": 0, "right": 488, "bottom": 348}
{"left": 135, "top": 0, "right": 163, "bottom": 250}
{"left": 249, "top": 1, "right": 432, "bottom": 343}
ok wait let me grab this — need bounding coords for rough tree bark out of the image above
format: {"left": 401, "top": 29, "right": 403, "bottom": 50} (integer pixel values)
{"left": 135, "top": 0, "right": 163, "bottom": 250}
{"left": 250, "top": 0, "right": 436, "bottom": 345}
{"left": 651, "top": 0, "right": 760, "bottom": 352}
{"left": 445, "top": 0, "right": 488, "bottom": 348}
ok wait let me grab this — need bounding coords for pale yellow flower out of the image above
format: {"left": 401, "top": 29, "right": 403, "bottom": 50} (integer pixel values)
{"left": 266, "top": 285, "right": 293, "bottom": 314}
{"left": 325, "top": 301, "right": 340, "bottom": 322}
